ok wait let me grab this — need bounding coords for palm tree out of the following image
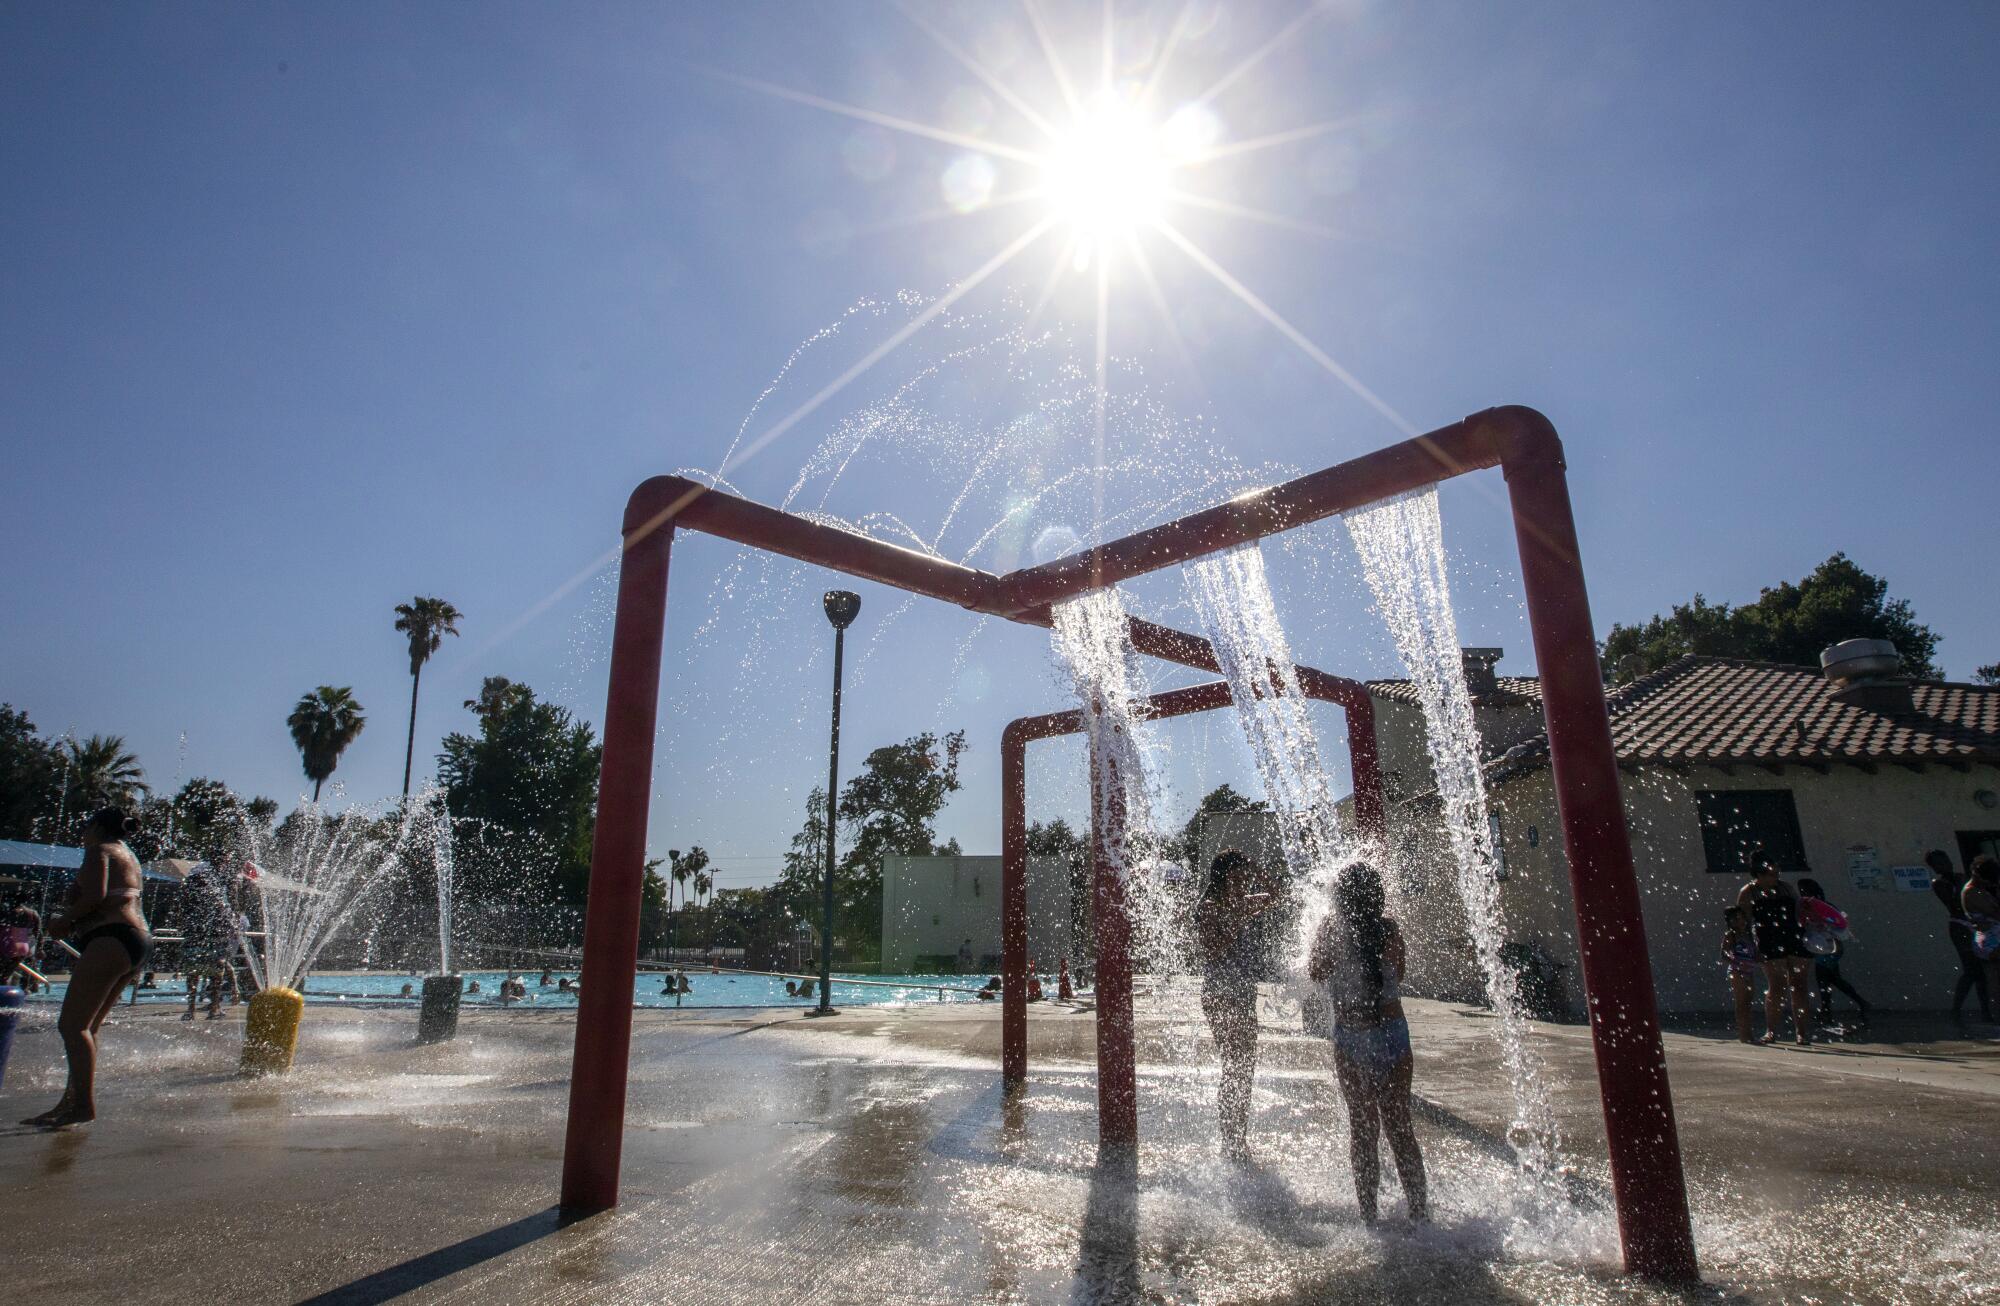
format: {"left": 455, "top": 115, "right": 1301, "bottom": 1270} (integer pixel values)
{"left": 288, "top": 686, "right": 367, "bottom": 802}
{"left": 463, "top": 675, "right": 530, "bottom": 721}
{"left": 65, "top": 734, "right": 147, "bottom": 813}
{"left": 393, "top": 596, "right": 463, "bottom": 797}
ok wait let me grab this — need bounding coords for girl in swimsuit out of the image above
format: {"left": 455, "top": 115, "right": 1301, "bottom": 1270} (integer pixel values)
{"left": 1736, "top": 853, "right": 1812, "bottom": 1046}
{"left": 25, "top": 806, "right": 151, "bottom": 1128}
{"left": 1309, "top": 861, "right": 1428, "bottom": 1223}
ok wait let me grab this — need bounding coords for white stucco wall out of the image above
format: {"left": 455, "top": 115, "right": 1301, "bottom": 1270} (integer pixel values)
{"left": 880, "top": 854, "right": 1078, "bottom": 974}
{"left": 1475, "top": 762, "right": 2000, "bottom": 1015}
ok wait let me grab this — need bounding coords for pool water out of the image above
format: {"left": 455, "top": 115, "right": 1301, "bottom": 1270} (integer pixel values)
{"left": 25, "top": 970, "right": 994, "bottom": 1009}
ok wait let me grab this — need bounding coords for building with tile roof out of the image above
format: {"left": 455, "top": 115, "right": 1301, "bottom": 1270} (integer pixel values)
{"left": 1362, "top": 650, "right": 2000, "bottom": 1019}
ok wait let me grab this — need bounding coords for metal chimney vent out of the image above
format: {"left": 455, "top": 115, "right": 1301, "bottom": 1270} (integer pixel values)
{"left": 1820, "top": 638, "right": 1914, "bottom": 713}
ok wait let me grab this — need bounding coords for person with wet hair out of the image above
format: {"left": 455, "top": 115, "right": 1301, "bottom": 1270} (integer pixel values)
{"left": 1736, "top": 851, "right": 1813, "bottom": 1046}
{"left": 1310, "top": 861, "right": 1428, "bottom": 1223}
{"left": 23, "top": 807, "right": 150, "bottom": 1128}
{"left": 1928, "top": 849, "right": 1993, "bottom": 1026}
{"left": 1197, "top": 847, "right": 1282, "bottom": 1162}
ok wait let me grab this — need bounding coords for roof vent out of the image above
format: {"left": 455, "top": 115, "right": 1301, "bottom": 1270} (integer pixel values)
{"left": 1820, "top": 638, "right": 1913, "bottom": 713}
{"left": 1462, "top": 647, "right": 1503, "bottom": 701}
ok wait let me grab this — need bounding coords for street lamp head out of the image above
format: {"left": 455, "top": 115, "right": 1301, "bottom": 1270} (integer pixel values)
{"left": 823, "top": 590, "right": 862, "bottom": 630}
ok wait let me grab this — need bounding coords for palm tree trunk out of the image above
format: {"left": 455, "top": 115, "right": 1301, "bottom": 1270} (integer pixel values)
{"left": 313, "top": 778, "right": 323, "bottom": 803}
{"left": 402, "top": 663, "right": 423, "bottom": 798}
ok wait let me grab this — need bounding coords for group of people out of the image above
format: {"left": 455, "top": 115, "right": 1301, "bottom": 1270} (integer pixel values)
{"left": 1722, "top": 846, "right": 2000, "bottom": 1044}
{"left": 1723, "top": 856, "right": 1870, "bottom": 1045}
{"left": 1195, "top": 847, "right": 1427, "bottom": 1224}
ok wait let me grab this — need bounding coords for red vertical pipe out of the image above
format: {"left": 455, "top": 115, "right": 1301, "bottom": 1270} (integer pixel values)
{"left": 1334, "top": 689, "right": 1386, "bottom": 844}
{"left": 1087, "top": 728, "right": 1139, "bottom": 1150}
{"left": 1504, "top": 442, "right": 1698, "bottom": 1283}
{"left": 560, "top": 515, "right": 674, "bottom": 1212}
{"left": 1001, "top": 723, "right": 1029, "bottom": 1087}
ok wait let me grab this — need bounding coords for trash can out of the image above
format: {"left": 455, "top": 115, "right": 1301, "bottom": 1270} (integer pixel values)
{"left": 0, "top": 986, "right": 23, "bottom": 1090}
{"left": 418, "top": 974, "right": 464, "bottom": 1044}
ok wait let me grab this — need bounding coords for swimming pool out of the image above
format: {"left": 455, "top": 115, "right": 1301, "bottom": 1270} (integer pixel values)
{"left": 24, "top": 969, "right": 993, "bottom": 1010}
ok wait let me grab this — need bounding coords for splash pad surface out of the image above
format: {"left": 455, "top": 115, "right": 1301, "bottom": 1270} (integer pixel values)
{"left": 2, "top": 996, "right": 1992, "bottom": 1304}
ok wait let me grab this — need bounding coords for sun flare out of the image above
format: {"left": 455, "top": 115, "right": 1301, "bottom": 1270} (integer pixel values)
{"left": 1037, "top": 93, "right": 1213, "bottom": 240}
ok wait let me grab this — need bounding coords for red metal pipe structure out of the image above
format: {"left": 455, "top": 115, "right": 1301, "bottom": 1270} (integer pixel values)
{"left": 998, "top": 674, "right": 1385, "bottom": 1106}
{"left": 561, "top": 405, "right": 1698, "bottom": 1283}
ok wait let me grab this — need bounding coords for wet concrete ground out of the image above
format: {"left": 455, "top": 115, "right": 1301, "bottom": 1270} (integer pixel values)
{"left": 2, "top": 992, "right": 1995, "bottom": 1304}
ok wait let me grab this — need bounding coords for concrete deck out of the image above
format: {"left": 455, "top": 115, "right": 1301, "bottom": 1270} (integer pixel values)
{"left": 2, "top": 993, "right": 1995, "bottom": 1304}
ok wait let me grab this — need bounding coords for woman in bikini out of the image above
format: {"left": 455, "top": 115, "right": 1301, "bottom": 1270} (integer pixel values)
{"left": 1309, "top": 861, "right": 1428, "bottom": 1224}
{"left": 25, "top": 806, "right": 151, "bottom": 1128}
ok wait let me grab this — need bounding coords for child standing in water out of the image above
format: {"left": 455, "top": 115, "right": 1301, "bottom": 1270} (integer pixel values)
{"left": 1310, "top": 861, "right": 1428, "bottom": 1224}
{"left": 1197, "top": 849, "right": 1281, "bottom": 1162}
{"left": 1719, "top": 907, "right": 1759, "bottom": 1043}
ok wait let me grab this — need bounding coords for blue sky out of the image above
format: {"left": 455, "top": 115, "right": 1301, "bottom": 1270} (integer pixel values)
{"left": 4, "top": 2, "right": 1996, "bottom": 892}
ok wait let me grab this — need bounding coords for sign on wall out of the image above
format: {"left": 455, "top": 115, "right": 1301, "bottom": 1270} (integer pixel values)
{"left": 1845, "top": 844, "right": 1884, "bottom": 893}
{"left": 1890, "top": 865, "right": 1932, "bottom": 893}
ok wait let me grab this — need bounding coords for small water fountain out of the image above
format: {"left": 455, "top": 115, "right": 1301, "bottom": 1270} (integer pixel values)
{"left": 225, "top": 787, "right": 441, "bottom": 1072}
{"left": 416, "top": 796, "right": 463, "bottom": 1045}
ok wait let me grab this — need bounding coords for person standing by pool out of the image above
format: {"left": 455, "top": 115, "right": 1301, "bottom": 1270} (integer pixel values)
{"left": 1310, "top": 861, "right": 1428, "bottom": 1224}
{"left": 1196, "top": 848, "right": 1281, "bottom": 1162}
{"left": 1737, "top": 852, "right": 1813, "bottom": 1046}
{"left": 176, "top": 870, "right": 236, "bottom": 1021}
{"left": 22, "top": 808, "right": 150, "bottom": 1128}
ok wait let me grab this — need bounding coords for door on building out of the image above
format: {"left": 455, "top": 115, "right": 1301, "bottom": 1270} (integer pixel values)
{"left": 1957, "top": 830, "right": 2000, "bottom": 870}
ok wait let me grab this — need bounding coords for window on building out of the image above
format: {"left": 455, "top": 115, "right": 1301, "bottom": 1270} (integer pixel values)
{"left": 1487, "top": 811, "right": 1509, "bottom": 881}
{"left": 1696, "top": 789, "right": 1806, "bottom": 875}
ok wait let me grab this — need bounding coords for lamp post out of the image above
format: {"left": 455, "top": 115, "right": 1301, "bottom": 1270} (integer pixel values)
{"left": 813, "top": 590, "right": 861, "bottom": 1017}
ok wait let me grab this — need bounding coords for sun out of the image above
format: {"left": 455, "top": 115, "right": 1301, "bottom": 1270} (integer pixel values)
{"left": 1037, "top": 93, "right": 1220, "bottom": 244}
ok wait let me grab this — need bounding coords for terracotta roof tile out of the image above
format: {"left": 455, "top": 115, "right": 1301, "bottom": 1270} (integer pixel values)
{"left": 1367, "top": 677, "right": 1543, "bottom": 709}
{"left": 1497, "top": 656, "right": 2000, "bottom": 770}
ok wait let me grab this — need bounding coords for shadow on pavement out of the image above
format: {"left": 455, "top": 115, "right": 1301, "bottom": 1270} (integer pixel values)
{"left": 296, "top": 1205, "right": 593, "bottom": 1305}
{"left": 1072, "top": 1149, "right": 1140, "bottom": 1305}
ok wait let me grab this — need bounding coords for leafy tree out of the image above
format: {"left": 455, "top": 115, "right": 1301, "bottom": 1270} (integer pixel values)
{"left": 244, "top": 796, "right": 280, "bottom": 829}
{"left": 463, "top": 675, "right": 531, "bottom": 720}
{"left": 1601, "top": 553, "right": 1940, "bottom": 682}
{"left": 779, "top": 730, "right": 968, "bottom": 957}
{"left": 65, "top": 733, "right": 148, "bottom": 816}
{"left": 0, "top": 704, "right": 64, "bottom": 840}
{"left": 159, "top": 777, "right": 244, "bottom": 865}
{"left": 1171, "top": 784, "right": 1268, "bottom": 870}
{"left": 1974, "top": 663, "right": 1999, "bottom": 687}
{"left": 437, "top": 681, "right": 600, "bottom": 906}
{"left": 394, "top": 596, "right": 463, "bottom": 797}
{"left": 1025, "top": 816, "right": 1085, "bottom": 861}
{"left": 288, "top": 686, "right": 367, "bottom": 802}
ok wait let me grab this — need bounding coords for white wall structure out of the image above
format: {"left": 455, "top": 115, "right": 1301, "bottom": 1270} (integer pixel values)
{"left": 880, "top": 854, "right": 1080, "bottom": 974}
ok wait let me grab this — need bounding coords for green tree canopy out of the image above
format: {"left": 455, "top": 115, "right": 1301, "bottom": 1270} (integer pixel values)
{"left": 1974, "top": 663, "right": 1999, "bottom": 687}
{"left": 779, "top": 729, "right": 969, "bottom": 957}
{"left": 437, "top": 681, "right": 600, "bottom": 906}
{"left": 1172, "top": 784, "right": 1268, "bottom": 870}
{"left": 0, "top": 704, "right": 64, "bottom": 840}
{"left": 1601, "top": 553, "right": 1940, "bottom": 682}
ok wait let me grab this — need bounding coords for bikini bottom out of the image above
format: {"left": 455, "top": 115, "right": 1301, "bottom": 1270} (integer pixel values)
{"left": 75, "top": 922, "right": 149, "bottom": 968}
